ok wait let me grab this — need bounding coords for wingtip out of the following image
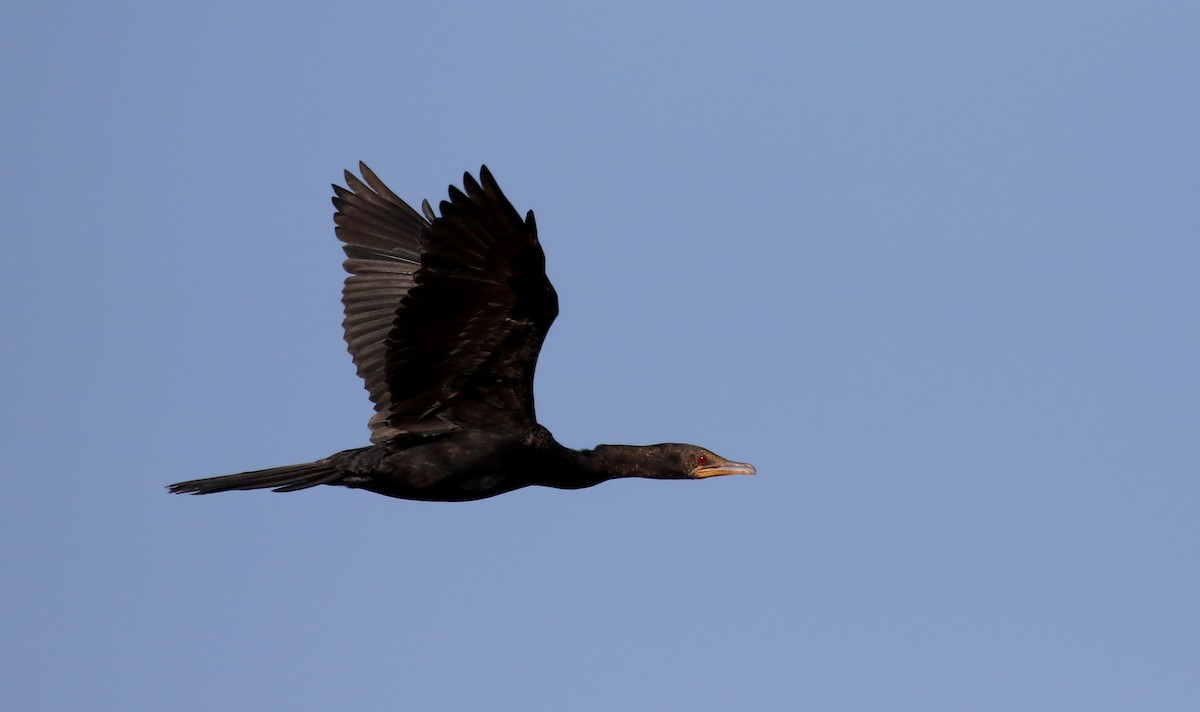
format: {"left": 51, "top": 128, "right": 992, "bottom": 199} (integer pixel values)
{"left": 479, "top": 165, "right": 500, "bottom": 194}
{"left": 461, "top": 169, "right": 483, "bottom": 197}
{"left": 340, "top": 162, "right": 374, "bottom": 191}
{"left": 358, "top": 161, "right": 380, "bottom": 185}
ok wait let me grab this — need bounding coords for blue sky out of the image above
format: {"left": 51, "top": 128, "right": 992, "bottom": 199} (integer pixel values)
{"left": 3, "top": 2, "right": 1197, "bottom": 710}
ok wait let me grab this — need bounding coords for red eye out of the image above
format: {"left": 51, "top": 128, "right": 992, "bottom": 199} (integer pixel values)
{"left": 697, "top": 455, "right": 708, "bottom": 465}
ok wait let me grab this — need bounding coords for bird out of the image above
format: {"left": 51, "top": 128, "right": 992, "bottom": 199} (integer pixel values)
{"left": 168, "top": 164, "right": 754, "bottom": 502}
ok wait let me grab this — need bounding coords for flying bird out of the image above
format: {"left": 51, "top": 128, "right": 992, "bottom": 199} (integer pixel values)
{"left": 169, "top": 165, "right": 754, "bottom": 502}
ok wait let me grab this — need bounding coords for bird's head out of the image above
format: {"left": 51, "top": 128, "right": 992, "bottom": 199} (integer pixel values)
{"left": 669, "top": 444, "right": 757, "bottom": 480}
{"left": 592, "top": 443, "right": 756, "bottom": 480}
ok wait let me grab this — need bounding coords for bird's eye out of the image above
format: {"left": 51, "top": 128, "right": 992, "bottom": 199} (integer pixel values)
{"left": 697, "top": 455, "right": 708, "bottom": 465}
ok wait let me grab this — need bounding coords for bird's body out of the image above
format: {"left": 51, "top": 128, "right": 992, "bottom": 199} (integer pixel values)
{"left": 169, "top": 165, "right": 752, "bottom": 502}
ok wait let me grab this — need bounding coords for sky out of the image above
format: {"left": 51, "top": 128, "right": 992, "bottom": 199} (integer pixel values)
{"left": 2, "top": 1, "right": 1197, "bottom": 710}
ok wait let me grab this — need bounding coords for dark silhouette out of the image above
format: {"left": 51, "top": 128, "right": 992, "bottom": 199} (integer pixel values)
{"left": 169, "top": 165, "right": 754, "bottom": 501}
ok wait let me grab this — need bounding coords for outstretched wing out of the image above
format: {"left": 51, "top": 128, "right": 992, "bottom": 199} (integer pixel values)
{"left": 332, "top": 164, "right": 558, "bottom": 443}
{"left": 332, "top": 163, "right": 429, "bottom": 442}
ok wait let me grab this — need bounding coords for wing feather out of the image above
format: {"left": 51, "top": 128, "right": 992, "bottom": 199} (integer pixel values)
{"left": 332, "top": 164, "right": 558, "bottom": 443}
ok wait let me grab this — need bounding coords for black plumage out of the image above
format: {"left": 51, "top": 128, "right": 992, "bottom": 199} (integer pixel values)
{"left": 169, "top": 165, "right": 754, "bottom": 502}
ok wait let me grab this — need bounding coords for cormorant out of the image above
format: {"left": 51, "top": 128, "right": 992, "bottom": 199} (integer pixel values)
{"left": 169, "top": 165, "right": 754, "bottom": 502}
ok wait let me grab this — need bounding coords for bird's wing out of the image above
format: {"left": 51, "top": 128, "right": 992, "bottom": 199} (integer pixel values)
{"left": 332, "top": 163, "right": 429, "bottom": 442}
{"left": 333, "top": 165, "right": 558, "bottom": 443}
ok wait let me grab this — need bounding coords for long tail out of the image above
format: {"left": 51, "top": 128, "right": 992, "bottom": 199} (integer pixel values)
{"left": 168, "top": 461, "right": 343, "bottom": 495}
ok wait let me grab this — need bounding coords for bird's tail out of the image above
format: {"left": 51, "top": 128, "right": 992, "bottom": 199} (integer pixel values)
{"left": 168, "top": 461, "right": 343, "bottom": 495}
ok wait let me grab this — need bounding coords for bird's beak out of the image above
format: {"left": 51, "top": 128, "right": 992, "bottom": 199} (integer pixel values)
{"left": 693, "top": 460, "right": 757, "bottom": 478}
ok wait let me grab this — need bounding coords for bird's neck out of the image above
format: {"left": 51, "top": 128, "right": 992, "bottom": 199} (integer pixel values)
{"left": 569, "top": 444, "right": 660, "bottom": 482}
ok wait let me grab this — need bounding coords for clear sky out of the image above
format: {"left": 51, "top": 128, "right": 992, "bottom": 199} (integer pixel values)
{"left": 3, "top": 2, "right": 1197, "bottom": 710}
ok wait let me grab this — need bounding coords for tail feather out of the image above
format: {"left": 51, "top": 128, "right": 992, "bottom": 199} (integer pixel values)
{"left": 168, "top": 461, "right": 342, "bottom": 495}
